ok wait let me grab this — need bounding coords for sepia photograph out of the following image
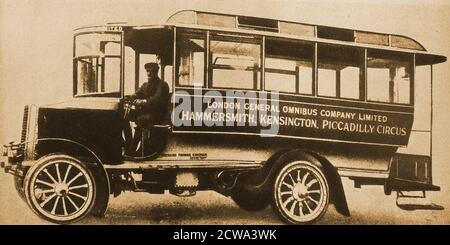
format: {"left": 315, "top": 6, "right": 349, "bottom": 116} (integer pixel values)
{"left": 0, "top": 0, "right": 449, "bottom": 226}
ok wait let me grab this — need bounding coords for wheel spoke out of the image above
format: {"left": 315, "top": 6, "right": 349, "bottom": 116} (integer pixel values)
{"left": 297, "top": 170, "right": 301, "bottom": 182}
{"left": 67, "top": 172, "right": 82, "bottom": 186}
{"left": 304, "top": 200, "right": 313, "bottom": 214}
{"left": 66, "top": 195, "right": 80, "bottom": 211}
{"left": 288, "top": 173, "right": 296, "bottom": 185}
{"left": 282, "top": 181, "right": 294, "bottom": 190}
{"left": 307, "top": 189, "right": 321, "bottom": 194}
{"left": 301, "top": 172, "right": 310, "bottom": 185}
{"left": 36, "top": 179, "right": 54, "bottom": 188}
{"left": 55, "top": 164, "right": 62, "bottom": 183}
{"left": 62, "top": 197, "right": 68, "bottom": 216}
{"left": 298, "top": 203, "right": 304, "bottom": 216}
{"left": 306, "top": 179, "right": 318, "bottom": 188}
{"left": 280, "top": 191, "right": 292, "bottom": 196}
{"left": 68, "top": 191, "right": 87, "bottom": 201}
{"left": 39, "top": 193, "right": 56, "bottom": 207}
{"left": 307, "top": 196, "right": 319, "bottom": 205}
{"left": 282, "top": 196, "right": 294, "bottom": 207}
{"left": 69, "top": 184, "right": 88, "bottom": 191}
{"left": 63, "top": 165, "right": 72, "bottom": 183}
{"left": 41, "top": 189, "right": 56, "bottom": 194}
{"left": 289, "top": 200, "right": 297, "bottom": 215}
{"left": 43, "top": 169, "right": 58, "bottom": 184}
{"left": 51, "top": 196, "right": 60, "bottom": 215}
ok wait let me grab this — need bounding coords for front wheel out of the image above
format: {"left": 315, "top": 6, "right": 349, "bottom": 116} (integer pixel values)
{"left": 272, "top": 161, "right": 329, "bottom": 224}
{"left": 24, "top": 154, "right": 97, "bottom": 223}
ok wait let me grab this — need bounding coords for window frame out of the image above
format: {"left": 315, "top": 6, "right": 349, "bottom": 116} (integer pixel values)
{"left": 172, "top": 28, "right": 416, "bottom": 107}
{"left": 175, "top": 30, "right": 208, "bottom": 88}
{"left": 316, "top": 43, "right": 365, "bottom": 101}
{"left": 263, "top": 37, "right": 315, "bottom": 95}
{"left": 365, "top": 49, "right": 415, "bottom": 106}
{"left": 208, "top": 31, "right": 263, "bottom": 91}
{"left": 73, "top": 31, "right": 123, "bottom": 98}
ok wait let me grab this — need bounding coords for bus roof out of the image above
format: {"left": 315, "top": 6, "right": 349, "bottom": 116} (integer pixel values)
{"left": 164, "top": 10, "right": 445, "bottom": 65}
{"left": 74, "top": 10, "right": 446, "bottom": 65}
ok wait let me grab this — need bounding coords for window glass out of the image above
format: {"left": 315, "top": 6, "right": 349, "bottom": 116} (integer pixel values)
{"left": 317, "top": 69, "right": 336, "bottom": 97}
{"left": 298, "top": 67, "right": 313, "bottom": 94}
{"left": 318, "top": 44, "right": 362, "bottom": 99}
{"left": 340, "top": 67, "right": 360, "bottom": 99}
{"left": 265, "top": 39, "right": 313, "bottom": 94}
{"left": 75, "top": 33, "right": 121, "bottom": 57}
{"left": 210, "top": 36, "right": 261, "bottom": 89}
{"left": 367, "top": 50, "right": 412, "bottom": 104}
{"left": 74, "top": 33, "right": 122, "bottom": 96}
{"left": 265, "top": 58, "right": 296, "bottom": 93}
{"left": 104, "top": 58, "right": 121, "bottom": 92}
{"left": 76, "top": 57, "right": 121, "bottom": 95}
{"left": 198, "top": 13, "right": 236, "bottom": 28}
{"left": 176, "top": 33, "right": 205, "bottom": 87}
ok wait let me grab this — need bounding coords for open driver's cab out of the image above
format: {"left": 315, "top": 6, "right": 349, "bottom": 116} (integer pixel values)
{"left": 73, "top": 25, "right": 175, "bottom": 160}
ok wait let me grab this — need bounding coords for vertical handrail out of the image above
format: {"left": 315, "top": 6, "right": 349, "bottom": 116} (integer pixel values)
{"left": 430, "top": 64, "right": 433, "bottom": 182}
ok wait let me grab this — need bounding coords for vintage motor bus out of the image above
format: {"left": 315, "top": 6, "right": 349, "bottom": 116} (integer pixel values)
{"left": 0, "top": 10, "right": 446, "bottom": 224}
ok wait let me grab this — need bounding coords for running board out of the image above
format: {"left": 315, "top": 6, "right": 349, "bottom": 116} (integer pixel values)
{"left": 396, "top": 191, "right": 444, "bottom": 211}
{"left": 388, "top": 178, "right": 440, "bottom": 192}
{"left": 104, "top": 160, "right": 263, "bottom": 170}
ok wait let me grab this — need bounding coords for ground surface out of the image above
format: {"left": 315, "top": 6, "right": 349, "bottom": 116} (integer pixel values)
{"left": 1, "top": 175, "right": 448, "bottom": 225}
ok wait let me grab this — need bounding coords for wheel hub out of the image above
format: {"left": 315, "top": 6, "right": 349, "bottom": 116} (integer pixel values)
{"left": 292, "top": 183, "right": 308, "bottom": 201}
{"left": 54, "top": 183, "right": 69, "bottom": 197}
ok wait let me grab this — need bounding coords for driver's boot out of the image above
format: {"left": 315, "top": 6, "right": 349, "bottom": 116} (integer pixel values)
{"left": 127, "top": 127, "right": 142, "bottom": 157}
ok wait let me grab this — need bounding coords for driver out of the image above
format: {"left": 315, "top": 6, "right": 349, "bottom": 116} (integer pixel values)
{"left": 125, "top": 62, "right": 169, "bottom": 156}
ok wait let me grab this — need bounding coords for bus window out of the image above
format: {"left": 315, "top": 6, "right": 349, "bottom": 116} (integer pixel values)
{"left": 176, "top": 33, "right": 206, "bottom": 87}
{"left": 210, "top": 34, "right": 261, "bottom": 90}
{"left": 265, "top": 39, "right": 313, "bottom": 94}
{"left": 367, "top": 50, "right": 412, "bottom": 104}
{"left": 317, "top": 44, "right": 363, "bottom": 100}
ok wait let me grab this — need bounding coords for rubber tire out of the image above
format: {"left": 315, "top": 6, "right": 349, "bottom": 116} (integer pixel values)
{"left": 14, "top": 175, "right": 26, "bottom": 202}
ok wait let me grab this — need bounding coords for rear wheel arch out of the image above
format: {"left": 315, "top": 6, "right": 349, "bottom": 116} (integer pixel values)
{"left": 260, "top": 149, "right": 350, "bottom": 218}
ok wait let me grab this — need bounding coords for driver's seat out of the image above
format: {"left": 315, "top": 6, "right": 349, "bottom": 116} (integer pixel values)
{"left": 123, "top": 94, "right": 173, "bottom": 160}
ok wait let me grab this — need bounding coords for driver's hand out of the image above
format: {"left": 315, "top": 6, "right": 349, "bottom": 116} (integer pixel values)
{"left": 134, "top": 99, "right": 147, "bottom": 105}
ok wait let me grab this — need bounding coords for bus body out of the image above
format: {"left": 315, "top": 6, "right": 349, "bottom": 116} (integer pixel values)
{"left": 0, "top": 10, "right": 446, "bottom": 224}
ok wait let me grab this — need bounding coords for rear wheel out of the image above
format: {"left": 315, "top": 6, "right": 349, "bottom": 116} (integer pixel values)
{"left": 24, "top": 154, "right": 96, "bottom": 223}
{"left": 272, "top": 160, "right": 329, "bottom": 224}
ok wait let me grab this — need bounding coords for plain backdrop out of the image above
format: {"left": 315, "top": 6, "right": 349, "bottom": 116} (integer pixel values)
{"left": 1, "top": 0, "right": 449, "bottom": 224}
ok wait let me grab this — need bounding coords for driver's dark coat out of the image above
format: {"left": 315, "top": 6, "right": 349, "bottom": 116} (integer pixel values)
{"left": 132, "top": 77, "right": 169, "bottom": 124}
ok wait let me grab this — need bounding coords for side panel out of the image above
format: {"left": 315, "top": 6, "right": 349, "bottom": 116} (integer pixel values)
{"left": 156, "top": 133, "right": 396, "bottom": 172}
{"left": 37, "top": 107, "right": 123, "bottom": 164}
{"left": 172, "top": 88, "right": 414, "bottom": 146}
